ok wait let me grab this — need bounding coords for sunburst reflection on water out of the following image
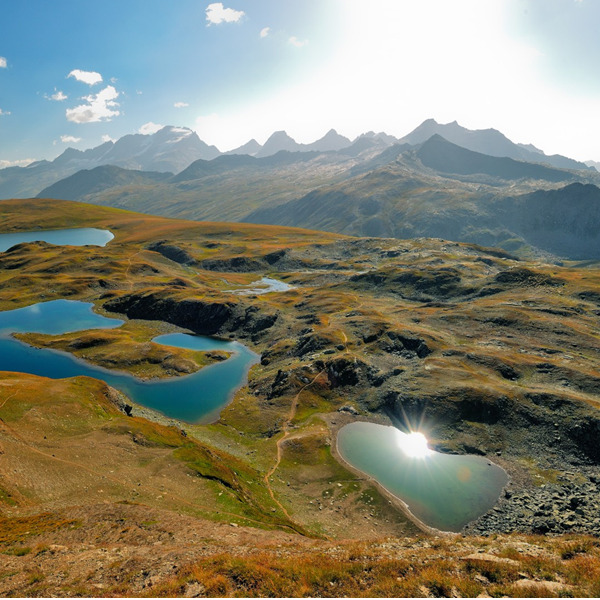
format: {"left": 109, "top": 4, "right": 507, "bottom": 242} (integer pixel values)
{"left": 337, "top": 421, "right": 507, "bottom": 531}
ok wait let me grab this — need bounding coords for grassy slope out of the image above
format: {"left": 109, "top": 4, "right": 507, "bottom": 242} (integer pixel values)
{"left": 2, "top": 198, "right": 600, "bottom": 596}
{"left": 39, "top": 152, "right": 358, "bottom": 222}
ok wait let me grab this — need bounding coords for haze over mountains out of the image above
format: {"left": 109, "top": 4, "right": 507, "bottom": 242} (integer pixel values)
{"left": 3, "top": 118, "right": 600, "bottom": 261}
{"left": 2, "top": 118, "right": 594, "bottom": 198}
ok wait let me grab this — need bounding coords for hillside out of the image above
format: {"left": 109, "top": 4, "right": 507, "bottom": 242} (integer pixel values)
{"left": 37, "top": 149, "right": 370, "bottom": 222}
{"left": 39, "top": 165, "right": 172, "bottom": 200}
{"left": 415, "top": 135, "right": 574, "bottom": 182}
{"left": 32, "top": 133, "right": 600, "bottom": 261}
{"left": 246, "top": 149, "right": 600, "bottom": 261}
{"left": 1, "top": 199, "right": 600, "bottom": 594}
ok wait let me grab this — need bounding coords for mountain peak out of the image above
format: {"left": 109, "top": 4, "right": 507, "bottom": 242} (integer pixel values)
{"left": 255, "top": 131, "right": 301, "bottom": 158}
{"left": 226, "top": 138, "right": 262, "bottom": 156}
{"left": 399, "top": 119, "right": 589, "bottom": 170}
{"left": 306, "top": 129, "right": 352, "bottom": 152}
{"left": 266, "top": 130, "right": 295, "bottom": 141}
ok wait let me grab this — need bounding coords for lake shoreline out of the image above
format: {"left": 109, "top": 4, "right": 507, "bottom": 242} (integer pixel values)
{"left": 327, "top": 413, "right": 453, "bottom": 536}
{"left": 0, "top": 299, "right": 259, "bottom": 424}
{"left": 329, "top": 414, "right": 510, "bottom": 536}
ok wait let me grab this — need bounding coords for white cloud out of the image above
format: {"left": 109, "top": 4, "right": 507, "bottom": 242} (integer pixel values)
{"left": 139, "top": 121, "right": 163, "bottom": 135}
{"left": 206, "top": 2, "right": 244, "bottom": 25}
{"left": 174, "top": 101, "right": 189, "bottom": 108}
{"left": 46, "top": 89, "right": 68, "bottom": 101}
{"left": 0, "top": 57, "right": 6, "bottom": 68}
{"left": 60, "top": 135, "right": 81, "bottom": 143}
{"left": 0, "top": 158, "right": 37, "bottom": 169}
{"left": 101, "top": 134, "right": 116, "bottom": 143}
{"left": 68, "top": 69, "right": 103, "bottom": 86}
{"left": 260, "top": 27, "right": 270, "bottom": 38}
{"left": 288, "top": 36, "right": 308, "bottom": 48}
{"left": 65, "top": 85, "right": 120, "bottom": 123}
{"left": 0, "top": 108, "right": 10, "bottom": 116}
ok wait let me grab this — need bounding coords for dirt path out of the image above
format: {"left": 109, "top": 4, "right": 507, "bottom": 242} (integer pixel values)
{"left": 263, "top": 369, "right": 326, "bottom": 523}
{"left": 124, "top": 248, "right": 144, "bottom": 290}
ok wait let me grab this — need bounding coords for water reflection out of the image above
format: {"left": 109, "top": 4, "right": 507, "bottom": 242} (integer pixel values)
{"left": 337, "top": 421, "right": 508, "bottom": 531}
{"left": 396, "top": 430, "right": 432, "bottom": 458}
{"left": 0, "top": 228, "right": 114, "bottom": 252}
{"left": 0, "top": 300, "right": 259, "bottom": 423}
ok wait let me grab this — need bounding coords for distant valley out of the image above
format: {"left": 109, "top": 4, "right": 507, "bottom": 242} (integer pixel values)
{"left": 3, "top": 118, "right": 600, "bottom": 261}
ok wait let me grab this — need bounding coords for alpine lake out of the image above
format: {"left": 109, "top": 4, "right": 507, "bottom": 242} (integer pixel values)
{"left": 0, "top": 227, "right": 114, "bottom": 252}
{"left": 0, "top": 227, "right": 507, "bottom": 531}
{"left": 0, "top": 227, "right": 259, "bottom": 423}
{"left": 337, "top": 421, "right": 508, "bottom": 532}
{"left": 0, "top": 299, "right": 259, "bottom": 424}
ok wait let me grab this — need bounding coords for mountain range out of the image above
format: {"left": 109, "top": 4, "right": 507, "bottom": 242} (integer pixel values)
{"left": 2, "top": 118, "right": 594, "bottom": 199}
{"left": 3, "top": 118, "right": 600, "bottom": 261}
{"left": 397, "top": 119, "right": 592, "bottom": 171}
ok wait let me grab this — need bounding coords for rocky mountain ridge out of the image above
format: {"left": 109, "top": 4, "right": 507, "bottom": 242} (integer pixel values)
{"left": 35, "top": 130, "right": 600, "bottom": 261}
{"left": 1, "top": 118, "right": 592, "bottom": 200}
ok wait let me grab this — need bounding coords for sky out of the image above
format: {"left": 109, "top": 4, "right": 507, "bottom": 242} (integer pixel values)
{"left": 1, "top": 0, "right": 599, "bottom": 167}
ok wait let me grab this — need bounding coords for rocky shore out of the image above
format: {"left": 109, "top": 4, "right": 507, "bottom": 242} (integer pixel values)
{"left": 466, "top": 473, "right": 600, "bottom": 535}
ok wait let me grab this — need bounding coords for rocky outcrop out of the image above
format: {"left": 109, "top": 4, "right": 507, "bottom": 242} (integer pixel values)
{"left": 467, "top": 476, "right": 600, "bottom": 535}
{"left": 199, "top": 256, "right": 266, "bottom": 273}
{"left": 268, "top": 369, "right": 291, "bottom": 399}
{"left": 350, "top": 267, "right": 475, "bottom": 301}
{"left": 380, "top": 331, "right": 432, "bottom": 358}
{"left": 293, "top": 333, "right": 331, "bottom": 357}
{"left": 383, "top": 387, "right": 513, "bottom": 427}
{"left": 493, "top": 267, "right": 564, "bottom": 287}
{"left": 147, "top": 241, "right": 197, "bottom": 265}
{"left": 326, "top": 357, "right": 366, "bottom": 388}
{"left": 104, "top": 290, "right": 277, "bottom": 338}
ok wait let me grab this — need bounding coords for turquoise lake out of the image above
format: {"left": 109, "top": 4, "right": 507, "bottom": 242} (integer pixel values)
{"left": 0, "top": 300, "right": 259, "bottom": 424}
{"left": 337, "top": 421, "right": 508, "bottom": 532}
{"left": 0, "top": 227, "right": 113, "bottom": 252}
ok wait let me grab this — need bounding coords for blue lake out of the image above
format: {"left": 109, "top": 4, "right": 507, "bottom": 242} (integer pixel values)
{"left": 0, "top": 299, "right": 124, "bottom": 335}
{"left": 337, "top": 421, "right": 508, "bottom": 532}
{"left": 0, "top": 228, "right": 114, "bottom": 252}
{"left": 0, "top": 300, "right": 259, "bottom": 424}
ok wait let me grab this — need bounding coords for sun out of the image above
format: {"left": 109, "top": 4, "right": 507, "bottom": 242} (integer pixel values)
{"left": 396, "top": 430, "right": 432, "bottom": 459}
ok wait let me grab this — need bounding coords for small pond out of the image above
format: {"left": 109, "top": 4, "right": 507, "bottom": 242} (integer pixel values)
{"left": 337, "top": 421, "right": 508, "bottom": 532}
{"left": 0, "top": 300, "right": 259, "bottom": 424}
{"left": 226, "top": 277, "right": 294, "bottom": 295}
{"left": 0, "top": 228, "right": 114, "bottom": 252}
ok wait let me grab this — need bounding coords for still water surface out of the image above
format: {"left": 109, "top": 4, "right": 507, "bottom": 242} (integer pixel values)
{"left": 0, "top": 228, "right": 113, "bottom": 252}
{"left": 337, "top": 421, "right": 508, "bottom": 532}
{"left": 0, "top": 300, "right": 258, "bottom": 423}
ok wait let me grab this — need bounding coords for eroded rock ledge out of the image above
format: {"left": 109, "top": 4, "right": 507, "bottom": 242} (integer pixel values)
{"left": 104, "top": 290, "right": 277, "bottom": 339}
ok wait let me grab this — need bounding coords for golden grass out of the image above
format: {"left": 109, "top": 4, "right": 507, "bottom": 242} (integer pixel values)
{"left": 137, "top": 534, "right": 600, "bottom": 598}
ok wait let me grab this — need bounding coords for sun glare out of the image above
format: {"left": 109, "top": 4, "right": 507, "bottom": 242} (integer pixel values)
{"left": 396, "top": 431, "right": 432, "bottom": 459}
